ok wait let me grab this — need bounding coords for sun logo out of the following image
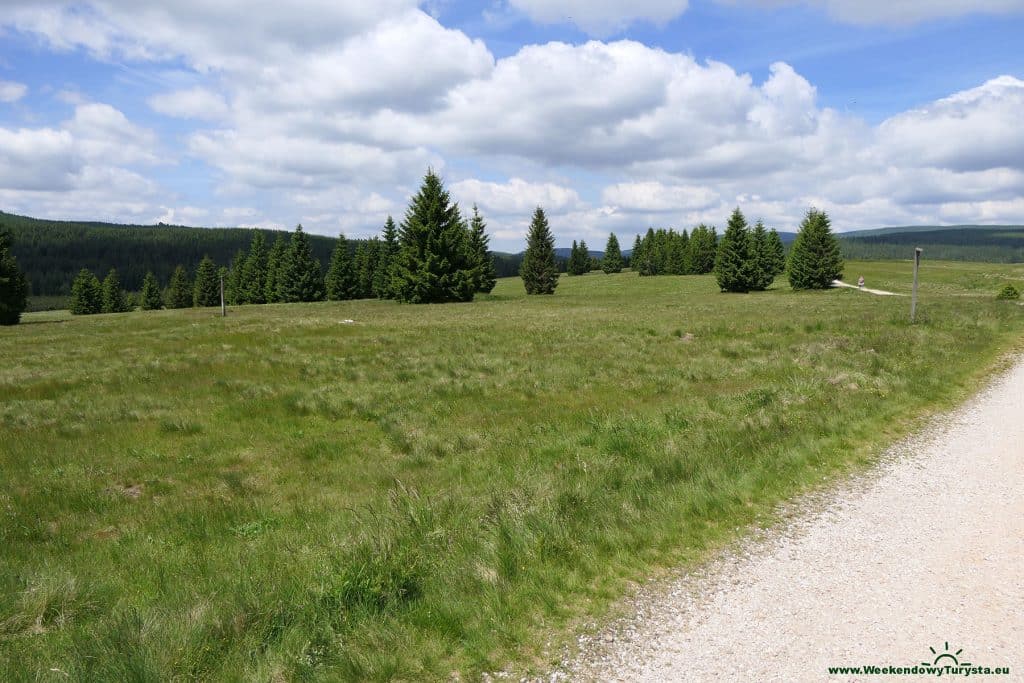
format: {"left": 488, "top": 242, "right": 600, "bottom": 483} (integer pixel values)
{"left": 922, "top": 642, "right": 972, "bottom": 667}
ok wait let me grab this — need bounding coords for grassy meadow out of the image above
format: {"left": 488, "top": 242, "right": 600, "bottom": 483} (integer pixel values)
{"left": 2, "top": 260, "right": 1023, "bottom": 680}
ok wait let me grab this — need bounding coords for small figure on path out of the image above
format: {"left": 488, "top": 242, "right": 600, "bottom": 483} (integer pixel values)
{"left": 858, "top": 275, "right": 865, "bottom": 289}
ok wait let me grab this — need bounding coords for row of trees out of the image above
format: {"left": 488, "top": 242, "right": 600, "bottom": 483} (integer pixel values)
{"left": 715, "top": 210, "right": 788, "bottom": 292}
{"left": 631, "top": 225, "right": 721, "bottom": 277}
{"left": 0, "top": 230, "right": 29, "bottom": 325}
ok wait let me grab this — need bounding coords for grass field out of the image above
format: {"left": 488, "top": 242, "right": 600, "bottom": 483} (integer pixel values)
{"left": 2, "top": 260, "right": 1022, "bottom": 681}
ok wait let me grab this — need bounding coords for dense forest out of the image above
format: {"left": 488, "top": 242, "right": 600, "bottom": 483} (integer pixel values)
{"left": 838, "top": 226, "right": 1024, "bottom": 262}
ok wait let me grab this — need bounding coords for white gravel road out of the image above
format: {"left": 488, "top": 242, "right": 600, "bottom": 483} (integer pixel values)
{"left": 558, "top": 356, "right": 1024, "bottom": 682}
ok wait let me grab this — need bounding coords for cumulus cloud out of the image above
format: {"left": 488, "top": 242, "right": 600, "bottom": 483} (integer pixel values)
{"left": 508, "top": 0, "right": 689, "bottom": 35}
{"left": 149, "top": 87, "right": 229, "bottom": 120}
{"left": 0, "top": 80, "right": 27, "bottom": 102}
{"left": 450, "top": 178, "right": 583, "bottom": 215}
{"left": 727, "top": 0, "right": 1024, "bottom": 25}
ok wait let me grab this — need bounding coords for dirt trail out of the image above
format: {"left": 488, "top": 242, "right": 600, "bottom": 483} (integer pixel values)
{"left": 832, "top": 279, "right": 902, "bottom": 296}
{"left": 559, "top": 356, "right": 1024, "bottom": 682}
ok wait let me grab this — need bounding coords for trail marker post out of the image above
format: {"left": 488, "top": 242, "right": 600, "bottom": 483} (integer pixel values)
{"left": 910, "top": 247, "right": 922, "bottom": 323}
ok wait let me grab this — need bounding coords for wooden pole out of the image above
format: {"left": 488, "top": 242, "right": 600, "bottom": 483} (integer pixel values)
{"left": 220, "top": 276, "right": 226, "bottom": 317}
{"left": 910, "top": 247, "right": 922, "bottom": 323}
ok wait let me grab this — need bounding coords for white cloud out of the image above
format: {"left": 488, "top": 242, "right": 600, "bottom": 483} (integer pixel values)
{"left": 726, "top": 0, "right": 1024, "bottom": 25}
{"left": 450, "top": 178, "right": 583, "bottom": 215}
{"left": 602, "top": 182, "right": 719, "bottom": 212}
{"left": 149, "top": 87, "right": 229, "bottom": 120}
{"left": 0, "top": 80, "right": 27, "bottom": 102}
{"left": 508, "top": 0, "right": 689, "bottom": 35}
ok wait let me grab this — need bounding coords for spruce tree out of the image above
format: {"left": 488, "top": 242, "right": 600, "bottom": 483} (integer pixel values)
{"left": 354, "top": 241, "right": 375, "bottom": 299}
{"left": 602, "top": 233, "right": 623, "bottom": 274}
{"left": 140, "top": 271, "right": 163, "bottom": 310}
{"left": 468, "top": 205, "right": 497, "bottom": 293}
{"left": 0, "top": 230, "right": 29, "bottom": 325}
{"left": 669, "top": 230, "right": 688, "bottom": 275}
{"left": 70, "top": 268, "right": 102, "bottom": 315}
{"left": 193, "top": 255, "right": 220, "bottom": 307}
{"left": 637, "top": 228, "right": 657, "bottom": 276}
{"left": 767, "top": 228, "right": 787, "bottom": 278}
{"left": 749, "top": 220, "right": 774, "bottom": 291}
{"left": 264, "top": 234, "right": 287, "bottom": 303}
{"left": 326, "top": 233, "right": 358, "bottom": 301}
{"left": 101, "top": 268, "right": 130, "bottom": 312}
{"left": 579, "top": 239, "right": 590, "bottom": 274}
{"left": 520, "top": 207, "right": 559, "bottom": 295}
{"left": 167, "top": 265, "right": 193, "bottom": 309}
{"left": 715, "top": 208, "right": 754, "bottom": 293}
{"left": 567, "top": 240, "right": 581, "bottom": 275}
{"left": 374, "top": 216, "right": 399, "bottom": 298}
{"left": 240, "top": 232, "right": 268, "bottom": 304}
{"left": 278, "top": 225, "right": 325, "bottom": 302}
{"left": 228, "top": 249, "right": 247, "bottom": 304}
{"left": 788, "top": 208, "right": 844, "bottom": 290}
{"left": 392, "top": 169, "right": 477, "bottom": 304}
{"left": 630, "top": 234, "right": 643, "bottom": 271}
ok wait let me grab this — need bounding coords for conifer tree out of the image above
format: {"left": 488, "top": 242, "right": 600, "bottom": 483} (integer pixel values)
{"left": 670, "top": 230, "right": 689, "bottom": 274}
{"left": 602, "top": 233, "right": 623, "bottom": 274}
{"left": 715, "top": 208, "right": 754, "bottom": 293}
{"left": 140, "top": 271, "right": 163, "bottom": 310}
{"left": 374, "top": 215, "right": 400, "bottom": 298}
{"left": 0, "top": 230, "right": 29, "bottom": 325}
{"left": 392, "top": 169, "right": 477, "bottom": 303}
{"left": 520, "top": 207, "right": 559, "bottom": 295}
{"left": 354, "top": 241, "right": 376, "bottom": 299}
{"left": 264, "top": 234, "right": 287, "bottom": 303}
{"left": 227, "top": 249, "right": 246, "bottom": 304}
{"left": 101, "top": 268, "right": 130, "bottom": 312}
{"left": 689, "top": 224, "right": 718, "bottom": 275}
{"left": 192, "top": 256, "right": 220, "bottom": 307}
{"left": 637, "top": 228, "right": 657, "bottom": 276}
{"left": 167, "top": 265, "right": 192, "bottom": 309}
{"left": 279, "top": 225, "right": 325, "bottom": 302}
{"left": 630, "top": 234, "right": 643, "bottom": 271}
{"left": 767, "top": 228, "right": 787, "bottom": 278}
{"left": 240, "top": 232, "right": 268, "bottom": 304}
{"left": 468, "top": 205, "right": 497, "bottom": 293}
{"left": 749, "top": 220, "right": 775, "bottom": 291}
{"left": 567, "top": 240, "right": 582, "bottom": 275}
{"left": 326, "top": 233, "right": 358, "bottom": 301}
{"left": 579, "top": 239, "right": 591, "bottom": 274}
{"left": 70, "top": 268, "right": 102, "bottom": 315}
{"left": 788, "top": 208, "right": 843, "bottom": 290}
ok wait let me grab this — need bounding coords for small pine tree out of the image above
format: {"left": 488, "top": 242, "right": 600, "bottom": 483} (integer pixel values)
{"left": 264, "top": 234, "right": 288, "bottom": 303}
{"left": 996, "top": 284, "right": 1020, "bottom": 300}
{"left": 279, "top": 225, "right": 325, "bottom": 302}
{"left": 715, "top": 208, "right": 754, "bottom": 293}
{"left": 392, "top": 169, "right": 477, "bottom": 304}
{"left": 0, "top": 230, "right": 29, "bottom": 325}
{"left": 637, "top": 228, "right": 657, "bottom": 276}
{"left": 669, "top": 230, "right": 688, "bottom": 275}
{"left": 101, "top": 268, "right": 130, "bottom": 312}
{"left": 602, "top": 233, "right": 623, "bottom": 274}
{"left": 140, "top": 271, "right": 163, "bottom": 310}
{"left": 468, "top": 205, "right": 498, "bottom": 293}
{"left": 70, "top": 268, "right": 102, "bottom": 315}
{"left": 374, "top": 216, "right": 400, "bottom": 298}
{"left": 193, "top": 256, "right": 220, "bottom": 307}
{"left": 688, "top": 224, "right": 718, "bottom": 274}
{"left": 520, "top": 207, "right": 559, "bottom": 295}
{"left": 167, "top": 265, "right": 193, "bottom": 309}
{"left": 567, "top": 240, "right": 581, "bottom": 275}
{"left": 354, "top": 241, "right": 377, "bottom": 299}
{"left": 749, "top": 221, "right": 775, "bottom": 291}
{"left": 629, "top": 234, "right": 643, "bottom": 271}
{"left": 788, "top": 208, "right": 844, "bottom": 290}
{"left": 767, "top": 228, "right": 787, "bottom": 278}
{"left": 228, "top": 249, "right": 247, "bottom": 305}
{"left": 240, "top": 232, "right": 268, "bottom": 304}
{"left": 326, "top": 233, "right": 358, "bottom": 301}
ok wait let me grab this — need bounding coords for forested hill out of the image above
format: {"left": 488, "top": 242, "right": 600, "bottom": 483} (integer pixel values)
{"left": 838, "top": 226, "right": 1024, "bottom": 263}
{"left": 0, "top": 212, "right": 343, "bottom": 296}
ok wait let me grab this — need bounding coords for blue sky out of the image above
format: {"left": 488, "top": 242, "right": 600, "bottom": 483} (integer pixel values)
{"left": 1, "top": 0, "right": 1023, "bottom": 250}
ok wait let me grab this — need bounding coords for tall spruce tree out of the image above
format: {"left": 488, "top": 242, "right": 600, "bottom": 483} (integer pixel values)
{"left": 374, "top": 215, "right": 400, "bottom": 298}
{"left": 279, "top": 225, "right": 325, "bottom": 302}
{"left": 630, "top": 234, "right": 643, "bottom": 271}
{"left": 0, "top": 230, "right": 29, "bottom": 325}
{"left": 520, "top": 207, "right": 559, "bottom": 294}
{"left": 767, "top": 228, "right": 787, "bottom": 278}
{"left": 167, "top": 265, "right": 192, "bottom": 309}
{"left": 715, "top": 208, "right": 754, "bottom": 293}
{"left": 749, "top": 220, "right": 774, "bottom": 291}
{"left": 264, "top": 234, "right": 287, "bottom": 303}
{"left": 101, "top": 268, "right": 130, "bottom": 312}
{"left": 392, "top": 169, "right": 477, "bottom": 303}
{"left": 788, "top": 208, "right": 843, "bottom": 290}
{"left": 228, "top": 249, "right": 247, "bottom": 304}
{"left": 240, "top": 232, "right": 268, "bottom": 304}
{"left": 326, "top": 233, "right": 358, "bottom": 301}
{"left": 70, "top": 268, "right": 102, "bottom": 315}
{"left": 567, "top": 240, "right": 582, "bottom": 275}
{"left": 140, "top": 271, "right": 163, "bottom": 310}
{"left": 468, "top": 205, "right": 497, "bottom": 293}
{"left": 602, "top": 233, "right": 623, "bottom": 274}
{"left": 193, "top": 255, "right": 220, "bottom": 307}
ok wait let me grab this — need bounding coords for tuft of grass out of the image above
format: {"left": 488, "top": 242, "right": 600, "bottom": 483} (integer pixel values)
{"left": 1, "top": 260, "right": 1022, "bottom": 680}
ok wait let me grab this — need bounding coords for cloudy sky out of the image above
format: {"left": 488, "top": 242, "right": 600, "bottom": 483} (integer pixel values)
{"left": 1, "top": 1, "right": 1022, "bottom": 249}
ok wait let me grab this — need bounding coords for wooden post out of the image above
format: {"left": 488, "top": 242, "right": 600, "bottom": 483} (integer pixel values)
{"left": 220, "top": 276, "right": 226, "bottom": 317}
{"left": 910, "top": 247, "right": 922, "bottom": 323}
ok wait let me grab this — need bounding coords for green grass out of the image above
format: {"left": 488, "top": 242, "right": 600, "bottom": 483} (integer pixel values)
{"left": 2, "top": 261, "right": 1022, "bottom": 681}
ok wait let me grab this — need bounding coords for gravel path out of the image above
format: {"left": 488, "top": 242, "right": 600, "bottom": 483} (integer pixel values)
{"left": 832, "top": 280, "right": 903, "bottom": 296}
{"left": 558, "top": 356, "right": 1024, "bottom": 682}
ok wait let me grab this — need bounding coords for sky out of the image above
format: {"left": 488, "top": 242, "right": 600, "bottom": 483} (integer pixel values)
{"left": 0, "top": 0, "right": 1023, "bottom": 250}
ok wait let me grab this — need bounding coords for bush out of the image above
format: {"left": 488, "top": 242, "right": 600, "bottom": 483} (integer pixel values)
{"left": 996, "top": 284, "right": 1020, "bottom": 300}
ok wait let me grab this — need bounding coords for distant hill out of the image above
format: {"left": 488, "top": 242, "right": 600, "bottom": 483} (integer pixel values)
{"left": 837, "top": 225, "right": 1024, "bottom": 263}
